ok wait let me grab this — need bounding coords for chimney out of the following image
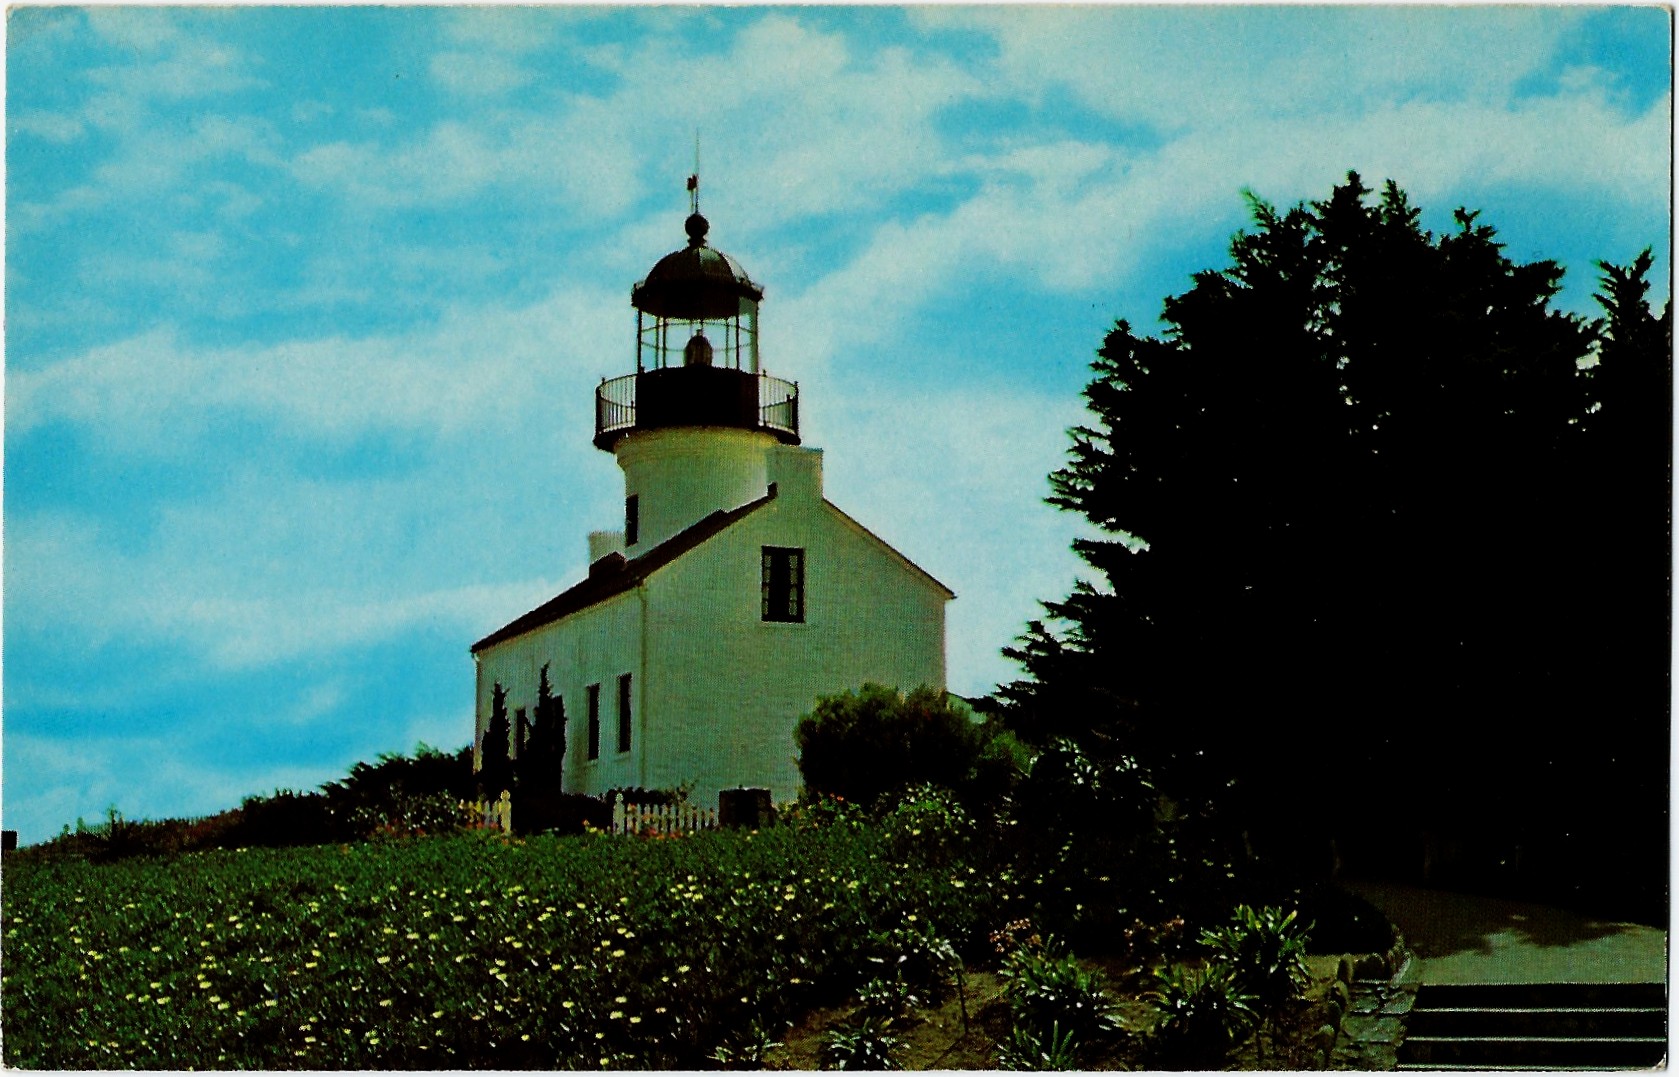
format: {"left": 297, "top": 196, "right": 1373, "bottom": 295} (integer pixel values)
{"left": 768, "top": 446, "right": 823, "bottom": 504}
{"left": 588, "top": 530, "right": 626, "bottom": 563}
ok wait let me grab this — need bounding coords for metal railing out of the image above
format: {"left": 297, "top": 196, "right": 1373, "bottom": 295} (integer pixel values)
{"left": 595, "top": 370, "right": 799, "bottom": 446}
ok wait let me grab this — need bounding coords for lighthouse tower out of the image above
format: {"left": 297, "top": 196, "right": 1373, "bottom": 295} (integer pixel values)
{"left": 471, "top": 184, "right": 952, "bottom": 810}
{"left": 590, "top": 197, "right": 801, "bottom": 557}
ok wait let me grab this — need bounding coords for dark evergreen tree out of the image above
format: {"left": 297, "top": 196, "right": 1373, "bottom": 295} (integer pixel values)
{"left": 520, "top": 663, "right": 567, "bottom": 791}
{"left": 997, "top": 174, "right": 1667, "bottom": 909}
{"left": 479, "top": 682, "right": 514, "bottom": 798}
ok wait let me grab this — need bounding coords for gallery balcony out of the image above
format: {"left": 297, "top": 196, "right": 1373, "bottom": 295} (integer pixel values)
{"left": 595, "top": 367, "right": 800, "bottom": 450}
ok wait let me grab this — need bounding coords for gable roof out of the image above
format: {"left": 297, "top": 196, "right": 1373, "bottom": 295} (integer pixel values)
{"left": 820, "top": 499, "right": 956, "bottom": 600}
{"left": 470, "top": 490, "right": 777, "bottom": 654}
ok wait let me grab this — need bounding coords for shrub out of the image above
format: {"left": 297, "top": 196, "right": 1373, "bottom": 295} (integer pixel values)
{"left": 998, "top": 934, "right": 1116, "bottom": 1046}
{"left": 1199, "top": 904, "right": 1312, "bottom": 1017}
{"left": 856, "top": 975, "right": 922, "bottom": 1019}
{"left": 819, "top": 1015, "right": 902, "bottom": 1070}
{"left": 881, "top": 785, "right": 974, "bottom": 868}
{"left": 515, "top": 790, "right": 612, "bottom": 835}
{"left": 795, "top": 684, "right": 1025, "bottom": 816}
{"left": 708, "top": 1019, "right": 784, "bottom": 1069}
{"left": 995, "top": 1020, "right": 1081, "bottom": 1071}
{"left": 1145, "top": 962, "right": 1258, "bottom": 1070}
{"left": 862, "top": 921, "right": 959, "bottom": 1001}
{"left": 225, "top": 788, "right": 334, "bottom": 847}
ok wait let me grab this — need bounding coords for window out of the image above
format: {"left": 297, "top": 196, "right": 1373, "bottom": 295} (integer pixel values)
{"left": 586, "top": 683, "right": 601, "bottom": 761}
{"left": 625, "top": 495, "right": 639, "bottom": 546}
{"left": 617, "top": 674, "right": 633, "bottom": 753}
{"left": 761, "top": 546, "right": 805, "bottom": 623}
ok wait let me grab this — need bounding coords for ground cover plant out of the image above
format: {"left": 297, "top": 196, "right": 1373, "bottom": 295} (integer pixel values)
{"left": 1, "top": 822, "right": 1006, "bottom": 1069}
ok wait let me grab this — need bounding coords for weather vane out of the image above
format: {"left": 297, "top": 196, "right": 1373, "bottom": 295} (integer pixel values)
{"left": 687, "top": 130, "right": 701, "bottom": 215}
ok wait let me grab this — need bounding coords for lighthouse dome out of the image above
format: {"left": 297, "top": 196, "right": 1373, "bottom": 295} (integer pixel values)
{"left": 632, "top": 213, "right": 764, "bottom": 320}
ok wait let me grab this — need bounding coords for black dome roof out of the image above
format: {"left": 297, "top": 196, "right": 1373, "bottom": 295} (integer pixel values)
{"left": 632, "top": 213, "right": 763, "bottom": 320}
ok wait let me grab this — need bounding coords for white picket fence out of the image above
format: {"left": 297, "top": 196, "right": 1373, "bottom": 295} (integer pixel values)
{"left": 463, "top": 790, "right": 513, "bottom": 834}
{"left": 461, "top": 790, "right": 719, "bottom": 837}
{"left": 609, "top": 794, "right": 718, "bottom": 837}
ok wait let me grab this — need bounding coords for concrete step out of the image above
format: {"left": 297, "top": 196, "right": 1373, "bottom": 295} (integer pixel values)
{"left": 1414, "top": 982, "right": 1666, "bottom": 1010}
{"left": 1408, "top": 1005, "right": 1667, "bottom": 1039}
{"left": 1399, "top": 1064, "right": 1666, "bottom": 1072}
{"left": 1397, "top": 1034, "right": 1668, "bottom": 1069}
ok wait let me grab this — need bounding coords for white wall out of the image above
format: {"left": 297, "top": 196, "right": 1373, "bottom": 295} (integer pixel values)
{"left": 473, "top": 589, "right": 646, "bottom": 796}
{"left": 639, "top": 488, "right": 948, "bottom": 806}
{"left": 614, "top": 426, "right": 778, "bottom": 552}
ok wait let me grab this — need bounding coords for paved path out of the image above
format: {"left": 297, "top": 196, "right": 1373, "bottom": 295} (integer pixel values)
{"left": 1343, "top": 880, "right": 1668, "bottom": 985}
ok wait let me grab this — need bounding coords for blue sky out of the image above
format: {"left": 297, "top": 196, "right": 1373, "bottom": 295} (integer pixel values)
{"left": 5, "top": 5, "right": 1670, "bottom": 844}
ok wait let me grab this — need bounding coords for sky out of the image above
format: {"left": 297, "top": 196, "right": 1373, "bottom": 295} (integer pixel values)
{"left": 4, "top": 4, "right": 1671, "bottom": 844}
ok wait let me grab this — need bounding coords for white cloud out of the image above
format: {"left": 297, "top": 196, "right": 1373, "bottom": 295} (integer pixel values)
{"left": 430, "top": 50, "right": 534, "bottom": 96}
{"left": 914, "top": 6, "right": 1586, "bottom": 131}
{"left": 10, "top": 110, "right": 86, "bottom": 142}
{"left": 5, "top": 491, "right": 578, "bottom": 677}
{"left": 7, "top": 283, "right": 621, "bottom": 446}
{"left": 86, "top": 31, "right": 263, "bottom": 101}
{"left": 816, "top": 379, "right": 1093, "bottom": 697}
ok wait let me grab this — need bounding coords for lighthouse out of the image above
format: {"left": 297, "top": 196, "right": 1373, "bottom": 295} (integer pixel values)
{"left": 471, "top": 187, "right": 953, "bottom": 810}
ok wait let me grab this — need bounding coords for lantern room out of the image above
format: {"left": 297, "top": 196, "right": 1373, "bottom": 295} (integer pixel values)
{"left": 632, "top": 212, "right": 762, "bottom": 372}
{"left": 595, "top": 201, "right": 799, "bottom": 451}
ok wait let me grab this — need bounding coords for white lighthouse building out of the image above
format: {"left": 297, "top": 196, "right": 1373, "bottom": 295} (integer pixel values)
{"left": 470, "top": 199, "right": 953, "bottom": 809}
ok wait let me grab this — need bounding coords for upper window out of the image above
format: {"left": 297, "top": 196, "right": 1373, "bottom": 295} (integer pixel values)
{"left": 586, "top": 683, "right": 601, "bottom": 761}
{"left": 617, "top": 673, "right": 633, "bottom": 754}
{"left": 761, "top": 546, "right": 806, "bottom": 623}
{"left": 625, "top": 495, "right": 639, "bottom": 546}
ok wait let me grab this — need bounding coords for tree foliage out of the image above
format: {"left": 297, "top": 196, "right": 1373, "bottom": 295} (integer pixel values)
{"left": 997, "top": 173, "right": 1668, "bottom": 908}
{"left": 795, "top": 684, "right": 1028, "bottom": 815}
{"left": 478, "top": 682, "right": 514, "bottom": 798}
{"left": 520, "top": 663, "right": 567, "bottom": 789}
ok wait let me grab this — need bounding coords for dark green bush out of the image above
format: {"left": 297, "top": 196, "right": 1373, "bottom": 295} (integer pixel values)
{"left": 795, "top": 684, "right": 1026, "bottom": 816}
{"left": 1145, "top": 961, "right": 1258, "bottom": 1069}
{"left": 819, "top": 1015, "right": 903, "bottom": 1070}
{"left": 1199, "top": 904, "right": 1312, "bottom": 1018}
{"left": 995, "top": 1020, "right": 1081, "bottom": 1071}
{"left": 998, "top": 935, "right": 1116, "bottom": 1046}
{"left": 880, "top": 785, "right": 974, "bottom": 869}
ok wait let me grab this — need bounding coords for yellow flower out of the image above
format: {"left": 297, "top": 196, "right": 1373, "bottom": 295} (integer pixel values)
{"left": 379, "top": 999, "right": 393, "bottom": 1008}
